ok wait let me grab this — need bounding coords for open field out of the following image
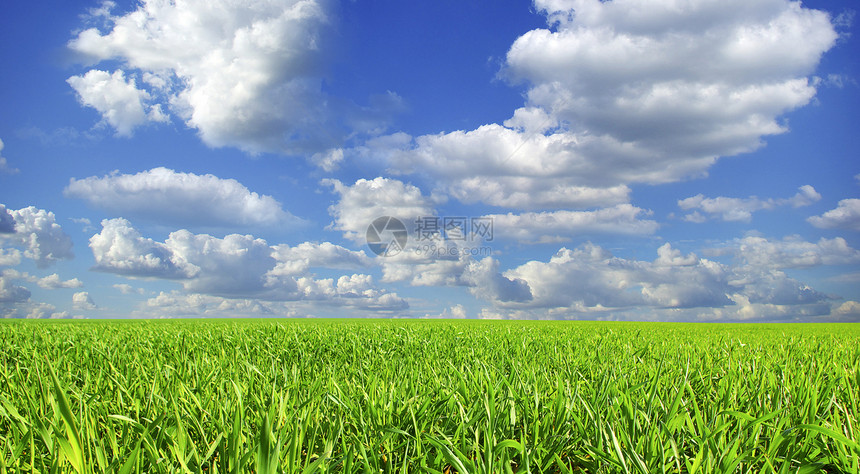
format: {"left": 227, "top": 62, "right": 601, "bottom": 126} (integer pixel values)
{"left": 0, "top": 319, "right": 858, "bottom": 473}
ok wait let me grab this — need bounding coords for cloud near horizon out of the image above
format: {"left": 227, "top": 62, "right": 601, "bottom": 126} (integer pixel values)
{"left": 88, "top": 217, "right": 406, "bottom": 311}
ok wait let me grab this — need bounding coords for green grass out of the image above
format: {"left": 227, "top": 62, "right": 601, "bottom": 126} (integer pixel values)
{"left": 0, "top": 319, "right": 857, "bottom": 473}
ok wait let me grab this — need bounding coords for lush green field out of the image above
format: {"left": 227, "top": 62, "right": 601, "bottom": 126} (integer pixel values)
{"left": 0, "top": 319, "right": 857, "bottom": 473}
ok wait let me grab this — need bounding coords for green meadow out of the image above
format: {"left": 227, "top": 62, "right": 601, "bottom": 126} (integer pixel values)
{"left": 0, "top": 319, "right": 857, "bottom": 473}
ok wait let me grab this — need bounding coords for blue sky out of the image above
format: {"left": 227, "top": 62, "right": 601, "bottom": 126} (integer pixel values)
{"left": 1, "top": 0, "right": 859, "bottom": 321}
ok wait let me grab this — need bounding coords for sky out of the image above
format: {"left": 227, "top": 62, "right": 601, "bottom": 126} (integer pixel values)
{"left": 1, "top": 0, "right": 859, "bottom": 321}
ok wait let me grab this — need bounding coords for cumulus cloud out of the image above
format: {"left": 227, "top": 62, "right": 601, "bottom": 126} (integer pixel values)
{"left": 1, "top": 301, "right": 63, "bottom": 319}
{"left": 324, "top": 177, "right": 436, "bottom": 242}
{"left": 498, "top": 243, "right": 732, "bottom": 310}
{"left": 714, "top": 235, "right": 860, "bottom": 269}
{"left": 0, "top": 139, "right": 19, "bottom": 175}
{"left": 36, "top": 274, "right": 84, "bottom": 289}
{"left": 678, "top": 185, "right": 821, "bottom": 222}
{"left": 90, "top": 218, "right": 192, "bottom": 278}
{"left": 140, "top": 291, "right": 281, "bottom": 318}
{"left": 470, "top": 239, "right": 837, "bottom": 320}
{"left": 487, "top": 204, "right": 658, "bottom": 243}
{"left": 166, "top": 230, "right": 276, "bottom": 297}
{"left": 66, "top": 0, "right": 347, "bottom": 154}
{"left": 808, "top": 198, "right": 860, "bottom": 231}
{"left": 67, "top": 69, "right": 168, "bottom": 136}
{"left": 0, "top": 249, "right": 21, "bottom": 267}
{"left": 72, "top": 291, "right": 97, "bottom": 310}
{"left": 463, "top": 257, "right": 533, "bottom": 303}
{"left": 0, "top": 205, "right": 74, "bottom": 268}
{"left": 372, "top": 0, "right": 836, "bottom": 209}
{"left": 89, "top": 218, "right": 406, "bottom": 310}
{"left": 269, "top": 241, "right": 372, "bottom": 276}
{"left": 831, "top": 301, "right": 860, "bottom": 322}
{"left": 66, "top": 167, "right": 297, "bottom": 228}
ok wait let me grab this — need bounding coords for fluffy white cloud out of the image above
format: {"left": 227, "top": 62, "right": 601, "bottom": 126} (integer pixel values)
{"left": 678, "top": 185, "right": 821, "bottom": 222}
{"left": 500, "top": 243, "right": 732, "bottom": 310}
{"left": 0, "top": 139, "right": 19, "bottom": 175}
{"left": 0, "top": 205, "right": 74, "bottom": 268}
{"left": 463, "top": 257, "right": 533, "bottom": 303}
{"left": 487, "top": 204, "right": 658, "bottom": 243}
{"left": 1, "top": 301, "right": 63, "bottom": 319}
{"left": 166, "top": 230, "right": 276, "bottom": 297}
{"left": 67, "top": 0, "right": 336, "bottom": 153}
{"left": 473, "top": 239, "right": 837, "bottom": 318}
{"left": 66, "top": 167, "right": 296, "bottom": 228}
{"left": 717, "top": 235, "right": 860, "bottom": 269}
{"left": 89, "top": 218, "right": 406, "bottom": 310}
{"left": 36, "top": 274, "right": 84, "bottom": 289}
{"left": 374, "top": 0, "right": 836, "bottom": 209}
{"left": 269, "top": 241, "right": 372, "bottom": 276}
{"left": 72, "top": 291, "right": 97, "bottom": 310}
{"left": 67, "top": 69, "right": 168, "bottom": 136}
{"left": 90, "top": 218, "right": 192, "bottom": 278}
{"left": 140, "top": 291, "right": 281, "bottom": 318}
{"left": 0, "top": 249, "right": 21, "bottom": 267}
{"left": 324, "top": 177, "right": 436, "bottom": 242}
{"left": 808, "top": 198, "right": 860, "bottom": 231}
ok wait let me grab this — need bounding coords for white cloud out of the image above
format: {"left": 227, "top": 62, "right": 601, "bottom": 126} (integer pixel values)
{"left": 166, "top": 230, "right": 277, "bottom": 297}
{"left": 67, "top": 0, "right": 336, "bottom": 153}
{"left": 373, "top": 0, "right": 836, "bottom": 209}
{"left": 72, "top": 291, "right": 97, "bottom": 310}
{"left": 678, "top": 185, "right": 821, "bottom": 222}
{"left": 269, "top": 241, "right": 372, "bottom": 276}
{"left": 324, "top": 177, "right": 436, "bottom": 242}
{"left": 832, "top": 301, "right": 860, "bottom": 322}
{"left": 0, "top": 139, "right": 19, "bottom": 175}
{"left": 1, "top": 301, "right": 62, "bottom": 319}
{"left": 500, "top": 243, "right": 732, "bottom": 310}
{"left": 113, "top": 283, "right": 144, "bottom": 295}
{"left": 380, "top": 125, "right": 635, "bottom": 210}
{"left": 0, "top": 205, "right": 74, "bottom": 268}
{"left": 422, "top": 304, "right": 468, "bottom": 319}
{"left": 140, "top": 291, "right": 281, "bottom": 318}
{"left": 0, "top": 249, "right": 21, "bottom": 267}
{"left": 91, "top": 218, "right": 192, "bottom": 278}
{"left": 67, "top": 69, "right": 168, "bottom": 136}
{"left": 36, "top": 274, "right": 84, "bottom": 289}
{"left": 473, "top": 239, "right": 837, "bottom": 319}
{"left": 718, "top": 235, "right": 860, "bottom": 269}
{"left": 463, "top": 257, "right": 533, "bottom": 303}
{"left": 808, "top": 198, "right": 860, "bottom": 231}
{"left": 66, "top": 167, "right": 297, "bottom": 228}
{"left": 89, "top": 218, "right": 406, "bottom": 310}
{"left": 487, "top": 204, "right": 658, "bottom": 243}
{"left": 311, "top": 148, "right": 344, "bottom": 172}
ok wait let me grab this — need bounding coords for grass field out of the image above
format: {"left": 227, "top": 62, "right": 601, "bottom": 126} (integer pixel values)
{"left": 0, "top": 319, "right": 858, "bottom": 473}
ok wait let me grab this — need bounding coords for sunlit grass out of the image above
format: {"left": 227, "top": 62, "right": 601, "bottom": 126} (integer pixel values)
{"left": 0, "top": 319, "right": 857, "bottom": 472}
